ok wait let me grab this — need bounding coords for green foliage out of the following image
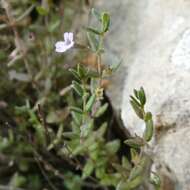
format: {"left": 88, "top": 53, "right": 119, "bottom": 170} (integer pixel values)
{"left": 150, "top": 172, "right": 161, "bottom": 190}
{"left": 36, "top": 6, "right": 49, "bottom": 16}
{"left": 130, "top": 87, "right": 154, "bottom": 142}
{"left": 124, "top": 136, "right": 145, "bottom": 149}
{"left": 94, "top": 103, "right": 108, "bottom": 118}
{"left": 101, "top": 12, "right": 110, "bottom": 33}
{"left": 0, "top": 1, "right": 160, "bottom": 190}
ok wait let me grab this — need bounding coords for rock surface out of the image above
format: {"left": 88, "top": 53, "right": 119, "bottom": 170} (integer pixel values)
{"left": 95, "top": 0, "right": 190, "bottom": 189}
{"left": 94, "top": 0, "right": 144, "bottom": 110}
{"left": 154, "top": 127, "right": 190, "bottom": 190}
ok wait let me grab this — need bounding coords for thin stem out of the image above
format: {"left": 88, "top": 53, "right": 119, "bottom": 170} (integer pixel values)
{"left": 97, "top": 53, "right": 103, "bottom": 86}
{"left": 82, "top": 79, "right": 88, "bottom": 124}
{"left": 34, "top": 156, "right": 58, "bottom": 190}
{"left": 0, "top": 4, "right": 35, "bottom": 30}
{"left": 37, "top": 104, "right": 50, "bottom": 142}
{"left": 1, "top": 0, "right": 32, "bottom": 79}
{"left": 96, "top": 34, "right": 104, "bottom": 86}
{"left": 34, "top": 149, "right": 104, "bottom": 189}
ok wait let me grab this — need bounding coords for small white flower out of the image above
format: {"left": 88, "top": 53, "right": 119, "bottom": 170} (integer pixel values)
{"left": 55, "top": 32, "right": 74, "bottom": 53}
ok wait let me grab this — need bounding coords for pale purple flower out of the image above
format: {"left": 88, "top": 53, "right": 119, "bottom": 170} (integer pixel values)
{"left": 55, "top": 32, "right": 74, "bottom": 53}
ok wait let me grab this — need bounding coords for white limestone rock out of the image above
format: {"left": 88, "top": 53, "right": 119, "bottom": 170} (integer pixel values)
{"left": 94, "top": 0, "right": 190, "bottom": 189}
{"left": 119, "top": 0, "right": 190, "bottom": 189}
{"left": 154, "top": 127, "right": 190, "bottom": 190}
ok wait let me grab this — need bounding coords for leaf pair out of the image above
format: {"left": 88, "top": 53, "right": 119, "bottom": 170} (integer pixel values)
{"left": 130, "top": 87, "right": 154, "bottom": 142}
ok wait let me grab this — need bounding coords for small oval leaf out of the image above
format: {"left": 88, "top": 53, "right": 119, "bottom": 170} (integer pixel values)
{"left": 86, "top": 94, "right": 96, "bottom": 112}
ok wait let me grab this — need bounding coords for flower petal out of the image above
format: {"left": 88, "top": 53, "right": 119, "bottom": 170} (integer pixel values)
{"left": 65, "top": 41, "right": 74, "bottom": 50}
{"left": 55, "top": 32, "right": 75, "bottom": 53}
{"left": 68, "top": 32, "right": 74, "bottom": 41}
{"left": 55, "top": 41, "right": 67, "bottom": 53}
{"left": 64, "top": 32, "right": 69, "bottom": 41}
{"left": 55, "top": 41, "right": 65, "bottom": 47}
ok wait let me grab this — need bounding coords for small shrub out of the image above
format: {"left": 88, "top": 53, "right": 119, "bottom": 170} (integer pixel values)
{"left": 0, "top": 1, "right": 160, "bottom": 190}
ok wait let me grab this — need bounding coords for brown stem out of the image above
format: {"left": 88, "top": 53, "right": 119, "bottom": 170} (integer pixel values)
{"left": 37, "top": 104, "right": 50, "bottom": 143}
{"left": 1, "top": 0, "right": 32, "bottom": 79}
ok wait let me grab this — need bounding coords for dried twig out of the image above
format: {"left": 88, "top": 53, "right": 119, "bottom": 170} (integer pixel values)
{"left": 0, "top": 4, "right": 35, "bottom": 30}
{"left": 1, "top": 0, "right": 32, "bottom": 78}
{"left": 34, "top": 155, "right": 58, "bottom": 190}
{"left": 34, "top": 150, "right": 104, "bottom": 189}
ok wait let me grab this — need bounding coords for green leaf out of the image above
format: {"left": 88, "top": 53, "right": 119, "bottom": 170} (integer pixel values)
{"left": 87, "top": 70, "right": 99, "bottom": 78}
{"left": 96, "top": 122, "right": 107, "bottom": 137}
{"left": 48, "top": 20, "right": 60, "bottom": 33}
{"left": 138, "top": 87, "right": 146, "bottom": 105}
{"left": 82, "top": 159, "right": 94, "bottom": 179}
{"left": 105, "top": 140, "right": 120, "bottom": 155}
{"left": 0, "top": 137, "right": 11, "bottom": 151}
{"left": 72, "top": 81, "right": 83, "bottom": 96}
{"left": 70, "top": 106, "right": 83, "bottom": 114}
{"left": 117, "top": 176, "right": 144, "bottom": 190}
{"left": 69, "top": 68, "right": 81, "bottom": 80}
{"left": 34, "top": 124, "right": 46, "bottom": 146}
{"left": 101, "top": 173, "right": 120, "bottom": 186}
{"left": 80, "top": 120, "right": 94, "bottom": 138}
{"left": 8, "top": 129, "right": 14, "bottom": 144}
{"left": 18, "top": 159, "right": 29, "bottom": 172}
{"left": 122, "top": 156, "right": 132, "bottom": 170}
{"left": 64, "top": 172, "right": 82, "bottom": 190}
{"left": 88, "top": 142, "right": 99, "bottom": 152}
{"left": 144, "top": 112, "right": 152, "bottom": 121}
{"left": 15, "top": 105, "right": 28, "bottom": 114}
{"left": 94, "top": 103, "right": 108, "bottom": 118}
{"left": 130, "top": 148, "right": 139, "bottom": 164}
{"left": 101, "top": 12, "right": 110, "bottom": 33}
{"left": 77, "top": 64, "right": 86, "bottom": 78}
{"left": 36, "top": 6, "right": 48, "bottom": 16}
{"left": 72, "top": 144, "right": 85, "bottom": 155}
{"left": 134, "top": 89, "right": 139, "bottom": 99}
{"left": 124, "top": 137, "right": 145, "bottom": 149}
{"left": 62, "top": 132, "right": 78, "bottom": 138}
{"left": 48, "top": 124, "right": 64, "bottom": 150}
{"left": 86, "top": 27, "right": 101, "bottom": 35}
{"left": 127, "top": 175, "right": 144, "bottom": 190}
{"left": 0, "top": 51, "right": 6, "bottom": 60}
{"left": 71, "top": 111, "right": 82, "bottom": 126}
{"left": 130, "top": 100, "right": 144, "bottom": 119}
{"left": 95, "top": 167, "right": 106, "bottom": 179}
{"left": 129, "top": 167, "right": 144, "bottom": 183}
{"left": 150, "top": 172, "right": 161, "bottom": 190}
{"left": 85, "top": 94, "right": 96, "bottom": 112}
{"left": 110, "top": 60, "right": 122, "bottom": 72}
{"left": 144, "top": 117, "right": 154, "bottom": 142}
{"left": 130, "top": 96, "right": 141, "bottom": 107}
{"left": 91, "top": 8, "right": 101, "bottom": 21}
{"left": 131, "top": 155, "right": 151, "bottom": 180}
{"left": 87, "top": 31, "right": 99, "bottom": 51}
{"left": 116, "top": 180, "right": 125, "bottom": 190}
{"left": 90, "top": 149, "right": 99, "bottom": 161}
{"left": 10, "top": 173, "right": 27, "bottom": 187}
{"left": 112, "top": 163, "right": 127, "bottom": 174}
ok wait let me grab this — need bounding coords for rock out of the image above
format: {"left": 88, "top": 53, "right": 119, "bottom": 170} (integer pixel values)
{"left": 94, "top": 0, "right": 190, "bottom": 189}
{"left": 94, "top": 0, "right": 146, "bottom": 110}
{"left": 118, "top": 0, "right": 190, "bottom": 189}
{"left": 120, "top": 0, "right": 190, "bottom": 135}
{"left": 154, "top": 127, "right": 190, "bottom": 190}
